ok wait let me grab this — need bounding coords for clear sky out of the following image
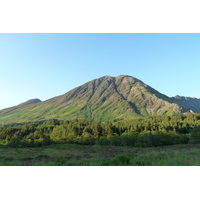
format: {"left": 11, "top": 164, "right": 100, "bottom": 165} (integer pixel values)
{"left": 0, "top": 33, "right": 200, "bottom": 110}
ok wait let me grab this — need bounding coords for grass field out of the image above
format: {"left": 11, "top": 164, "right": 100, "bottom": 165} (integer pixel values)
{"left": 1, "top": 143, "right": 200, "bottom": 166}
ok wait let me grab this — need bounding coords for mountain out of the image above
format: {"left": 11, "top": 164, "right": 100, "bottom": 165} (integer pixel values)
{"left": 172, "top": 95, "right": 200, "bottom": 112}
{"left": 0, "top": 75, "right": 190, "bottom": 124}
{"left": 17, "top": 99, "right": 42, "bottom": 107}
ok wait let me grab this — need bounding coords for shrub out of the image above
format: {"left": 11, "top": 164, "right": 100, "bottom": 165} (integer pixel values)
{"left": 110, "top": 137, "right": 122, "bottom": 146}
{"left": 96, "top": 137, "right": 110, "bottom": 146}
{"left": 109, "top": 153, "right": 132, "bottom": 166}
{"left": 189, "top": 128, "right": 200, "bottom": 144}
{"left": 52, "top": 156, "right": 66, "bottom": 166}
{"left": 7, "top": 138, "right": 22, "bottom": 147}
{"left": 120, "top": 134, "right": 137, "bottom": 146}
{"left": 131, "top": 157, "right": 151, "bottom": 166}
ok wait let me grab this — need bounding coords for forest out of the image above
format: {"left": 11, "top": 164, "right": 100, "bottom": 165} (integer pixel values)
{"left": 1, "top": 112, "right": 200, "bottom": 148}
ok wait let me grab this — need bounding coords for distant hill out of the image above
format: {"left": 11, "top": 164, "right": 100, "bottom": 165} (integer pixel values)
{"left": 0, "top": 75, "right": 192, "bottom": 124}
{"left": 172, "top": 95, "right": 200, "bottom": 112}
{"left": 17, "top": 99, "right": 42, "bottom": 107}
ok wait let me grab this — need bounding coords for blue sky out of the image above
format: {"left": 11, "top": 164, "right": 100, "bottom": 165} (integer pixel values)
{"left": 0, "top": 33, "right": 200, "bottom": 110}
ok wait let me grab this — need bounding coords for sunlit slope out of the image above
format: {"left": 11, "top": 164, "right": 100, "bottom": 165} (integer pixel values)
{"left": 0, "top": 75, "right": 188, "bottom": 124}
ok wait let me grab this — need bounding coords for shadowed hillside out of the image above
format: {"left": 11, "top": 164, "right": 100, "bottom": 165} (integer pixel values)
{"left": 172, "top": 95, "right": 200, "bottom": 112}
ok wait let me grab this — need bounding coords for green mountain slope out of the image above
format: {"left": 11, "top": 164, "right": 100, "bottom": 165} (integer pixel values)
{"left": 0, "top": 75, "right": 189, "bottom": 124}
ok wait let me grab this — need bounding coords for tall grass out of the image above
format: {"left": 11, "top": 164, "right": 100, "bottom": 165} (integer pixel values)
{"left": 1, "top": 144, "right": 200, "bottom": 166}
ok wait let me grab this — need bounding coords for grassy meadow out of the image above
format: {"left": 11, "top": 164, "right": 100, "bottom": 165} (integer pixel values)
{"left": 1, "top": 143, "right": 200, "bottom": 166}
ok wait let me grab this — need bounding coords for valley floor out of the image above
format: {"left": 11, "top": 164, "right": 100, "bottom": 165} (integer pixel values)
{"left": 1, "top": 143, "right": 200, "bottom": 166}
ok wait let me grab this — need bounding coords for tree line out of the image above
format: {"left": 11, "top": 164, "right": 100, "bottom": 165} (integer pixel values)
{"left": 1, "top": 113, "right": 200, "bottom": 147}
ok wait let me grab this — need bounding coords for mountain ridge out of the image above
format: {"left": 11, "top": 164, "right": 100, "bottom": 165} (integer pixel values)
{"left": 172, "top": 95, "right": 200, "bottom": 112}
{"left": 0, "top": 75, "right": 197, "bottom": 124}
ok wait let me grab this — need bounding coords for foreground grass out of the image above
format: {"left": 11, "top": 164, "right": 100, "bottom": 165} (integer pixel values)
{"left": 1, "top": 143, "right": 200, "bottom": 166}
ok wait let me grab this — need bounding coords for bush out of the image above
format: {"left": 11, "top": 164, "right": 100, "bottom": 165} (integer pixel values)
{"left": 7, "top": 138, "right": 22, "bottom": 147}
{"left": 109, "top": 153, "right": 132, "bottom": 166}
{"left": 110, "top": 136, "right": 122, "bottom": 146}
{"left": 131, "top": 157, "right": 151, "bottom": 166}
{"left": 120, "top": 134, "right": 138, "bottom": 146}
{"left": 52, "top": 156, "right": 66, "bottom": 166}
{"left": 189, "top": 129, "right": 200, "bottom": 144}
{"left": 96, "top": 137, "right": 110, "bottom": 146}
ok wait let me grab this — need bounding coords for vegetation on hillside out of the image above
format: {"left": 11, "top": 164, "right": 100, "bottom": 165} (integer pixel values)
{"left": 1, "top": 113, "right": 200, "bottom": 148}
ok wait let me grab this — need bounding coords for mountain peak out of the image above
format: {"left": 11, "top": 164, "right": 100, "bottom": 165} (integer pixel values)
{"left": 18, "top": 98, "right": 42, "bottom": 107}
{"left": 97, "top": 75, "right": 142, "bottom": 82}
{"left": 116, "top": 75, "right": 132, "bottom": 78}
